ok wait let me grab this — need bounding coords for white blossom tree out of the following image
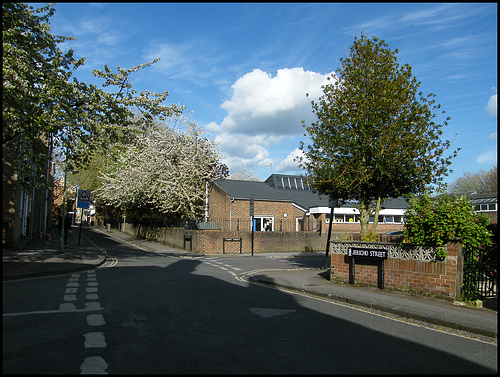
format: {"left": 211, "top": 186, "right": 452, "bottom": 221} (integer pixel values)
{"left": 95, "top": 120, "right": 223, "bottom": 219}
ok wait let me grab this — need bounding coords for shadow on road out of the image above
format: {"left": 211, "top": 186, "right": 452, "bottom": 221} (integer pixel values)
{"left": 95, "top": 258, "right": 495, "bottom": 374}
{"left": 4, "top": 227, "right": 495, "bottom": 374}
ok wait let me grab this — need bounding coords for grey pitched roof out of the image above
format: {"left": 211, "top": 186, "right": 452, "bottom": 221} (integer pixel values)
{"left": 466, "top": 192, "right": 497, "bottom": 204}
{"left": 214, "top": 177, "right": 329, "bottom": 210}
{"left": 214, "top": 174, "right": 408, "bottom": 211}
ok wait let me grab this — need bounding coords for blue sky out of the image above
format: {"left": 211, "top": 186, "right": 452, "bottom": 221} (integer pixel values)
{"left": 45, "top": 2, "right": 497, "bottom": 185}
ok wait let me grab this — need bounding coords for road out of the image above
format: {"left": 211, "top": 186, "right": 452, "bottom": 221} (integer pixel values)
{"left": 3, "top": 227, "right": 497, "bottom": 374}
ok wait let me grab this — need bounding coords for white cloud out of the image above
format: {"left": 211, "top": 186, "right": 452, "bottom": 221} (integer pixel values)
{"left": 486, "top": 94, "right": 497, "bottom": 116}
{"left": 476, "top": 148, "right": 497, "bottom": 165}
{"left": 214, "top": 132, "right": 274, "bottom": 173}
{"left": 205, "top": 121, "right": 221, "bottom": 133}
{"left": 276, "top": 148, "right": 306, "bottom": 174}
{"left": 217, "top": 68, "right": 331, "bottom": 136}
{"left": 209, "top": 67, "right": 332, "bottom": 175}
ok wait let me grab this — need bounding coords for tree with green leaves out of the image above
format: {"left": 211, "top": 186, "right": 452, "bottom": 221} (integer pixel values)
{"left": 3, "top": 2, "right": 85, "bottom": 189}
{"left": 55, "top": 58, "right": 185, "bottom": 175}
{"left": 3, "top": 2, "right": 210, "bottom": 247}
{"left": 3, "top": 3, "right": 184, "bottom": 189}
{"left": 299, "top": 33, "right": 460, "bottom": 240}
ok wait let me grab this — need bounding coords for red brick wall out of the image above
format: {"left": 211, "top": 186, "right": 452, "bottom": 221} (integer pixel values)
{"left": 195, "top": 230, "right": 327, "bottom": 254}
{"left": 330, "top": 242, "right": 461, "bottom": 301}
{"left": 208, "top": 182, "right": 231, "bottom": 220}
{"left": 330, "top": 222, "right": 403, "bottom": 235}
{"left": 122, "top": 223, "right": 328, "bottom": 254}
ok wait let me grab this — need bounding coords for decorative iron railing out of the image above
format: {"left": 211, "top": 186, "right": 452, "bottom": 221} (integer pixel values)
{"left": 330, "top": 241, "right": 436, "bottom": 262}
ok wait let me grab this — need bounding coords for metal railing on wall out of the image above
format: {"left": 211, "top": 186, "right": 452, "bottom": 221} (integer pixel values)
{"left": 204, "top": 218, "right": 307, "bottom": 232}
{"left": 463, "top": 245, "right": 498, "bottom": 300}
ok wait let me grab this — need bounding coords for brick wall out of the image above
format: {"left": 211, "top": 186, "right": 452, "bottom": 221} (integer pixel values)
{"left": 330, "top": 241, "right": 462, "bottom": 301}
{"left": 330, "top": 222, "right": 403, "bottom": 235}
{"left": 122, "top": 223, "right": 328, "bottom": 254}
{"left": 121, "top": 222, "right": 465, "bottom": 301}
{"left": 208, "top": 182, "right": 230, "bottom": 220}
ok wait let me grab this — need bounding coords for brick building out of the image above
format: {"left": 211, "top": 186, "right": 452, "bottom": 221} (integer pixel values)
{"left": 468, "top": 192, "right": 497, "bottom": 224}
{"left": 2, "top": 135, "right": 54, "bottom": 247}
{"left": 207, "top": 174, "right": 407, "bottom": 236}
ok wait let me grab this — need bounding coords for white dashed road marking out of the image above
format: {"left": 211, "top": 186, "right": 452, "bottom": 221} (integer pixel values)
{"left": 79, "top": 270, "right": 108, "bottom": 374}
{"left": 60, "top": 303, "right": 76, "bottom": 311}
{"left": 87, "top": 314, "right": 105, "bottom": 326}
{"left": 80, "top": 356, "right": 108, "bottom": 374}
{"left": 84, "top": 332, "right": 107, "bottom": 348}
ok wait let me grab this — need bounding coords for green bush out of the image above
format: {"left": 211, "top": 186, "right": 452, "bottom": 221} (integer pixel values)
{"left": 403, "top": 194, "right": 492, "bottom": 258}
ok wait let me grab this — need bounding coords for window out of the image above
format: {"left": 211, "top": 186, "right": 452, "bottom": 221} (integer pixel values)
{"left": 275, "top": 175, "right": 310, "bottom": 190}
{"left": 331, "top": 213, "right": 404, "bottom": 223}
{"left": 345, "top": 214, "right": 356, "bottom": 223}
{"left": 474, "top": 203, "right": 497, "bottom": 212}
{"left": 369, "top": 215, "right": 404, "bottom": 224}
{"left": 332, "top": 214, "right": 360, "bottom": 223}
{"left": 253, "top": 216, "right": 274, "bottom": 231}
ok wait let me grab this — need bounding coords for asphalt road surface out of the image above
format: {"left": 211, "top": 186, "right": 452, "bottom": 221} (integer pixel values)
{"left": 3, "top": 228, "right": 497, "bottom": 374}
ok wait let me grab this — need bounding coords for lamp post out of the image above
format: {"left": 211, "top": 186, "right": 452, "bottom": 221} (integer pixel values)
{"left": 60, "top": 153, "right": 68, "bottom": 253}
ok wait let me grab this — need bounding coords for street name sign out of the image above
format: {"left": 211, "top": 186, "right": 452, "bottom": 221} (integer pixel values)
{"left": 348, "top": 247, "right": 387, "bottom": 259}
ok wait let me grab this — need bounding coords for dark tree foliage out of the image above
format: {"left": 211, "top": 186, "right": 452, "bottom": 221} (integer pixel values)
{"left": 300, "top": 33, "right": 459, "bottom": 240}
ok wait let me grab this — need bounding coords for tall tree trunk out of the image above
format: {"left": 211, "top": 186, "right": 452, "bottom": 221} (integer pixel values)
{"left": 367, "top": 196, "right": 382, "bottom": 241}
{"left": 359, "top": 201, "right": 371, "bottom": 240}
{"left": 359, "top": 196, "right": 382, "bottom": 241}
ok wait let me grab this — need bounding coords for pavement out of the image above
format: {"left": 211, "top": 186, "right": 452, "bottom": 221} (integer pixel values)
{"left": 3, "top": 225, "right": 498, "bottom": 341}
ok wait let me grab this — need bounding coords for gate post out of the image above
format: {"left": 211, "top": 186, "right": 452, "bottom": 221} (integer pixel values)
{"left": 455, "top": 243, "right": 464, "bottom": 301}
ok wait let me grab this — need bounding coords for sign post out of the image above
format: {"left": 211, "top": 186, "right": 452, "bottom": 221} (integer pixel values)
{"left": 250, "top": 194, "right": 254, "bottom": 256}
{"left": 77, "top": 190, "right": 91, "bottom": 246}
{"left": 324, "top": 198, "right": 338, "bottom": 269}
